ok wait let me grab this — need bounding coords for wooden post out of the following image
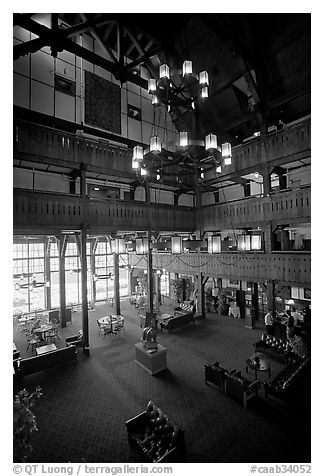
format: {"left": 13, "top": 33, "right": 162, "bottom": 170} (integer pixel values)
{"left": 114, "top": 252, "right": 121, "bottom": 315}
{"left": 147, "top": 237, "right": 154, "bottom": 313}
{"left": 75, "top": 231, "right": 90, "bottom": 355}
{"left": 56, "top": 235, "right": 67, "bottom": 327}
{"left": 44, "top": 238, "right": 51, "bottom": 310}
{"left": 90, "top": 238, "right": 97, "bottom": 304}
{"left": 266, "top": 279, "right": 276, "bottom": 315}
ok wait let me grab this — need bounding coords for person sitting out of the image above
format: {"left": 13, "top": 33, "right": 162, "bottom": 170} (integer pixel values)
{"left": 264, "top": 310, "right": 274, "bottom": 335}
{"left": 291, "top": 307, "right": 304, "bottom": 325}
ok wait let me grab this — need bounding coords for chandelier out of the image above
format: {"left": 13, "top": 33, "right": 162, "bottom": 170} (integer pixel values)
{"left": 132, "top": 60, "right": 232, "bottom": 180}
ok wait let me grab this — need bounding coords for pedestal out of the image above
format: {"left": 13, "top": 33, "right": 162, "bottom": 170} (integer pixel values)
{"left": 135, "top": 343, "right": 167, "bottom": 375}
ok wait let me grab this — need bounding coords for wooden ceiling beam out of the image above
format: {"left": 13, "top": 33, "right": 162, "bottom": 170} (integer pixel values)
{"left": 14, "top": 14, "right": 148, "bottom": 89}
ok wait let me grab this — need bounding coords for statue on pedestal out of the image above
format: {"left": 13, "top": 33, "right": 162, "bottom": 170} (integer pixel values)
{"left": 142, "top": 326, "right": 158, "bottom": 351}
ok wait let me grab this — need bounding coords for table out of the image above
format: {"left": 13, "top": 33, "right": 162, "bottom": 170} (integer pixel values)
{"left": 246, "top": 354, "right": 271, "bottom": 380}
{"left": 36, "top": 343, "right": 57, "bottom": 355}
{"left": 33, "top": 324, "right": 53, "bottom": 340}
{"left": 135, "top": 343, "right": 167, "bottom": 375}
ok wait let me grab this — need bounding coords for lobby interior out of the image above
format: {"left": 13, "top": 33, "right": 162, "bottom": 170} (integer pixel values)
{"left": 12, "top": 12, "right": 311, "bottom": 464}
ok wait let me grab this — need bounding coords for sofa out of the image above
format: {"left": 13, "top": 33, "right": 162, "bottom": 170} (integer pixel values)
{"left": 125, "top": 400, "right": 186, "bottom": 462}
{"left": 224, "top": 370, "right": 260, "bottom": 408}
{"left": 15, "top": 345, "right": 77, "bottom": 378}
{"left": 204, "top": 362, "right": 227, "bottom": 391}
{"left": 160, "top": 311, "right": 195, "bottom": 333}
{"left": 254, "top": 334, "right": 292, "bottom": 362}
{"left": 66, "top": 330, "right": 83, "bottom": 348}
{"left": 263, "top": 356, "right": 310, "bottom": 402}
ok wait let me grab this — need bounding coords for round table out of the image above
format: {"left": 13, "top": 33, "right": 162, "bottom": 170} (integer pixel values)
{"left": 33, "top": 324, "right": 53, "bottom": 340}
{"left": 245, "top": 354, "right": 271, "bottom": 379}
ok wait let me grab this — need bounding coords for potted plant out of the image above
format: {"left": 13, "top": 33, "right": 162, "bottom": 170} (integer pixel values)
{"left": 13, "top": 386, "right": 42, "bottom": 462}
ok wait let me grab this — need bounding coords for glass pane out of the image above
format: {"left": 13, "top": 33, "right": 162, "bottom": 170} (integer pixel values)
{"left": 50, "top": 271, "right": 60, "bottom": 308}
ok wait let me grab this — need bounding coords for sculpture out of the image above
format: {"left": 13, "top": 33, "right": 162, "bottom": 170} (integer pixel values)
{"left": 142, "top": 326, "right": 158, "bottom": 351}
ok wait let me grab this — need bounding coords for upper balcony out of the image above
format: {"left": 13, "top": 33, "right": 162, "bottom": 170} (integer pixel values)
{"left": 14, "top": 116, "right": 311, "bottom": 180}
{"left": 13, "top": 189, "right": 195, "bottom": 235}
{"left": 202, "top": 185, "right": 310, "bottom": 230}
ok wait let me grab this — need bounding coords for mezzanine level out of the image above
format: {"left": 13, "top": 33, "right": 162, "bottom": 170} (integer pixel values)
{"left": 202, "top": 185, "right": 311, "bottom": 230}
{"left": 130, "top": 251, "right": 311, "bottom": 287}
{"left": 13, "top": 189, "right": 195, "bottom": 235}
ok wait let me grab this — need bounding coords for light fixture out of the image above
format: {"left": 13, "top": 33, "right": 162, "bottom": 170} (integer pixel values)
{"left": 179, "top": 131, "right": 189, "bottom": 147}
{"left": 94, "top": 187, "right": 100, "bottom": 191}
{"left": 199, "top": 71, "right": 209, "bottom": 86}
{"left": 205, "top": 133, "right": 217, "bottom": 151}
{"left": 254, "top": 171, "right": 260, "bottom": 179}
{"left": 159, "top": 64, "right": 170, "bottom": 79}
{"left": 287, "top": 299, "right": 295, "bottom": 305}
{"left": 182, "top": 60, "right": 192, "bottom": 76}
{"left": 222, "top": 142, "right": 232, "bottom": 165}
{"left": 132, "top": 159, "right": 139, "bottom": 169}
{"left": 149, "top": 135, "right": 162, "bottom": 153}
{"left": 238, "top": 235, "right": 251, "bottom": 251}
{"left": 201, "top": 86, "right": 208, "bottom": 98}
{"left": 171, "top": 236, "right": 182, "bottom": 254}
{"left": 135, "top": 238, "right": 149, "bottom": 255}
{"left": 151, "top": 95, "right": 158, "bottom": 105}
{"left": 148, "top": 79, "right": 157, "bottom": 94}
{"left": 216, "top": 165, "right": 222, "bottom": 174}
{"left": 208, "top": 236, "right": 221, "bottom": 254}
{"left": 133, "top": 146, "right": 143, "bottom": 161}
{"left": 140, "top": 167, "right": 147, "bottom": 176}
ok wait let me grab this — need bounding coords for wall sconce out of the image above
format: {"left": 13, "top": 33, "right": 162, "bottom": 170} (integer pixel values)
{"left": 171, "top": 236, "right": 183, "bottom": 254}
{"left": 136, "top": 238, "right": 149, "bottom": 255}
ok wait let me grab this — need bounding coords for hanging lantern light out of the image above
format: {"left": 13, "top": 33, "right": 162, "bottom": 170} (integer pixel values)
{"left": 159, "top": 64, "right": 170, "bottom": 79}
{"left": 132, "top": 159, "right": 139, "bottom": 169}
{"left": 113, "top": 238, "right": 126, "bottom": 254}
{"left": 151, "top": 95, "right": 158, "bottom": 105}
{"left": 150, "top": 135, "right": 162, "bottom": 153}
{"left": 179, "top": 131, "right": 189, "bottom": 147}
{"left": 208, "top": 236, "right": 221, "bottom": 254}
{"left": 200, "top": 170, "right": 205, "bottom": 179}
{"left": 156, "top": 173, "right": 161, "bottom": 181}
{"left": 216, "top": 165, "right": 222, "bottom": 174}
{"left": 199, "top": 71, "right": 209, "bottom": 86}
{"left": 135, "top": 238, "right": 149, "bottom": 255}
{"left": 205, "top": 133, "right": 217, "bottom": 150}
{"left": 140, "top": 167, "right": 147, "bottom": 176}
{"left": 133, "top": 145, "right": 143, "bottom": 161}
{"left": 251, "top": 235, "right": 262, "bottom": 250}
{"left": 171, "top": 236, "right": 182, "bottom": 254}
{"left": 201, "top": 86, "right": 209, "bottom": 98}
{"left": 222, "top": 142, "right": 232, "bottom": 165}
{"left": 148, "top": 79, "right": 157, "bottom": 94}
{"left": 182, "top": 60, "right": 192, "bottom": 76}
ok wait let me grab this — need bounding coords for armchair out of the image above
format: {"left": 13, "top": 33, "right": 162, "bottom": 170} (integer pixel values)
{"left": 204, "top": 362, "right": 226, "bottom": 391}
{"left": 224, "top": 371, "right": 260, "bottom": 408}
{"left": 125, "top": 401, "right": 185, "bottom": 462}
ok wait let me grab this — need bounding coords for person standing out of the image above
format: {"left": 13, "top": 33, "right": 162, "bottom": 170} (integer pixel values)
{"left": 286, "top": 310, "right": 295, "bottom": 340}
{"left": 264, "top": 310, "right": 274, "bottom": 335}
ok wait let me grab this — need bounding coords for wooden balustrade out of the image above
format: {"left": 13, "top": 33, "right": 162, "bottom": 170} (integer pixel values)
{"left": 202, "top": 185, "right": 310, "bottom": 229}
{"left": 13, "top": 189, "right": 195, "bottom": 234}
{"left": 14, "top": 120, "right": 131, "bottom": 172}
{"left": 14, "top": 116, "right": 310, "bottom": 177}
{"left": 130, "top": 251, "right": 311, "bottom": 287}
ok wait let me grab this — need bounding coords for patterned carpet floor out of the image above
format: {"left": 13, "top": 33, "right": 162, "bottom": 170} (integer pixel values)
{"left": 13, "top": 299, "right": 311, "bottom": 463}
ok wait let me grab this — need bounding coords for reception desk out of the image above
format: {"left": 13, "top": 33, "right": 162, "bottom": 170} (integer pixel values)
{"left": 135, "top": 343, "right": 167, "bottom": 375}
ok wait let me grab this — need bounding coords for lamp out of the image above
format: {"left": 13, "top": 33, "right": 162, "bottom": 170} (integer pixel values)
{"left": 182, "top": 60, "right": 192, "bottom": 76}
{"left": 136, "top": 238, "right": 149, "bottom": 255}
{"left": 208, "top": 236, "right": 221, "bottom": 254}
{"left": 148, "top": 79, "right": 157, "bottom": 94}
{"left": 171, "top": 236, "right": 182, "bottom": 254}
{"left": 179, "top": 131, "right": 189, "bottom": 147}
{"left": 149, "top": 135, "right": 162, "bottom": 153}
{"left": 159, "top": 64, "right": 170, "bottom": 79}
{"left": 205, "top": 133, "right": 217, "bottom": 151}
{"left": 222, "top": 142, "right": 232, "bottom": 165}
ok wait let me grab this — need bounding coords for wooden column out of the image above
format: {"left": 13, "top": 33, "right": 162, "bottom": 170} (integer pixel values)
{"left": 147, "top": 237, "right": 154, "bottom": 313}
{"left": 262, "top": 170, "right": 271, "bottom": 196}
{"left": 44, "top": 238, "right": 51, "bottom": 310}
{"left": 114, "top": 252, "right": 121, "bottom": 315}
{"left": 56, "top": 235, "right": 68, "bottom": 328}
{"left": 76, "top": 231, "right": 90, "bottom": 355}
{"left": 264, "top": 224, "right": 273, "bottom": 253}
{"left": 80, "top": 162, "right": 87, "bottom": 197}
{"left": 90, "top": 238, "right": 97, "bottom": 304}
{"left": 266, "top": 279, "right": 276, "bottom": 315}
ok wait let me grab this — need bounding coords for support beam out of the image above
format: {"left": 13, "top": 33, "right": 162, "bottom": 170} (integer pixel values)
{"left": 13, "top": 14, "right": 148, "bottom": 89}
{"left": 114, "top": 252, "right": 121, "bottom": 315}
{"left": 77, "top": 230, "right": 90, "bottom": 355}
{"left": 44, "top": 238, "right": 51, "bottom": 310}
{"left": 56, "top": 235, "right": 68, "bottom": 328}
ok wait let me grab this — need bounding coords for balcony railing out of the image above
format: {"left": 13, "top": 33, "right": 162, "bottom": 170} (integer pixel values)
{"left": 13, "top": 189, "right": 195, "bottom": 233}
{"left": 202, "top": 185, "right": 310, "bottom": 229}
{"left": 14, "top": 116, "right": 310, "bottom": 178}
{"left": 130, "top": 251, "right": 311, "bottom": 287}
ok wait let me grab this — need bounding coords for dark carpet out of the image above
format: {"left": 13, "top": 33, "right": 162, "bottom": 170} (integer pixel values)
{"left": 13, "top": 299, "right": 311, "bottom": 463}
